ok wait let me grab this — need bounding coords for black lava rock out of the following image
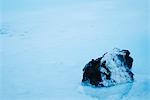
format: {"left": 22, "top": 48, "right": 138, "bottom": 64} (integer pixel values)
{"left": 82, "top": 48, "right": 134, "bottom": 87}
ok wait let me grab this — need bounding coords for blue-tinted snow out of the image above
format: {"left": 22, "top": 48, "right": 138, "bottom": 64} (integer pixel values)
{"left": 1, "top": 0, "right": 150, "bottom": 100}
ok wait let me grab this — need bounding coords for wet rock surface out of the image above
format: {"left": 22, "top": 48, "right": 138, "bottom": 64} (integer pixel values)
{"left": 82, "top": 48, "right": 134, "bottom": 87}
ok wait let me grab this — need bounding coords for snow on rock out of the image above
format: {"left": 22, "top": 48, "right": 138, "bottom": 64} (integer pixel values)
{"left": 82, "top": 48, "right": 134, "bottom": 87}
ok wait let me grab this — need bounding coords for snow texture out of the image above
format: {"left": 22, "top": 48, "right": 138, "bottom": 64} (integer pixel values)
{"left": 1, "top": 0, "right": 150, "bottom": 100}
{"left": 100, "top": 48, "right": 134, "bottom": 86}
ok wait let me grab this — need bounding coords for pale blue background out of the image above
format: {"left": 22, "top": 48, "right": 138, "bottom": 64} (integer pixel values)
{"left": 1, "top": 0, "right": 150, "bottom": 100}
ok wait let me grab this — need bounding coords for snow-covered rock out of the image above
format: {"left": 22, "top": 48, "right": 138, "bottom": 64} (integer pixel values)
{"left": 82, "top": 48, "right": 134, "bottom": 87}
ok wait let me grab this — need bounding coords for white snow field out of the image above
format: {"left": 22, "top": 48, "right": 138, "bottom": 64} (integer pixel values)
{"left": 1, "top": 0, "right": 150, "bottom": 100}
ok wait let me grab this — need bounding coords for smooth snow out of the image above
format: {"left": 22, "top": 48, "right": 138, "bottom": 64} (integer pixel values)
{"left": 1, "top": 0, "right": 150, "bottom": 100}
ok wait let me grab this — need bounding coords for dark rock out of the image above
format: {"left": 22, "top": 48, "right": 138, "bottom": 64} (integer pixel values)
{"left": 82, "top": 48, "right": 134, "bottom": 87}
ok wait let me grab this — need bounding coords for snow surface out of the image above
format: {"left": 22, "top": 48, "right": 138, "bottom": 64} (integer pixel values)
{"left": 99, "top": 48, "right": 134, "bottom": 86}
{"left": 1, "top": 0, "right": 150, "bottom": 100}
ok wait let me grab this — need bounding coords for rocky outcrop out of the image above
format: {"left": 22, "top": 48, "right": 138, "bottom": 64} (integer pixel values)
{"left": 82, "top": 48, "right": 134, "bottom": 87}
